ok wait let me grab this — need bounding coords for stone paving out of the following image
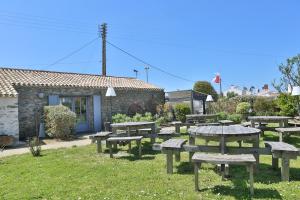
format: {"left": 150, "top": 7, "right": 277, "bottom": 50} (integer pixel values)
{"left": 0, "top": 135, "right": 92, "bottom": 158}
{"left": 0, "top": 126, "right": 179, "bottom": 158}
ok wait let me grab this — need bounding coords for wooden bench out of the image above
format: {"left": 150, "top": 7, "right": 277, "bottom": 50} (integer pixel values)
{"left": 106, "top": 136, "right": 143, "bottom": 158}
{"left": 137, "top": 128, "right": 159, "bottom": 142}
{"left": 275, "top": 127, "right": 300, "bottom": 142}
{"left": 219, "top": 120, "right": 234, "bottom": 126}
{"left": 265, "top": 141, "right": 299, "bottom": 181}
{"left": 89, "top": 132, "right": 112, "bottom": 153}
{"left": 157, "top": 130, "right": 180, "bottom": 141}
{"left": 195, "top": 122, "right": 220, "bottom": 126}
{"left": 160, "top": 139, "right": 187, "bottom": 174}
{"left": 288, "top": 119, "right": 300, "bottom": 127}
{"left": 192, "top": 153, "right": 256, "bottom": 195}
{"left": 171, "top": 121, "right": 195, "bottom": 133}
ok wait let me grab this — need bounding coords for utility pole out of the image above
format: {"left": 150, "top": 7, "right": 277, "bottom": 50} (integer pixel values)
{"left": 145, "top": 66, "right": 150, "bottom": 83}
{"left": 99, "top": 23, "right": 107, "bottom": 76}
{"left": 133, "top": 69, "right": 138, "bottom": 78}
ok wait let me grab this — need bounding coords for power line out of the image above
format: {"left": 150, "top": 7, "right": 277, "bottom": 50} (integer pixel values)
{"left": 46, "top": 37, "right": 100, "bottom": 67}
{"left": 3, "top": 60, "right": 101, "bottom": 67}
{"left": 0, "top": 20, "right": 95, "bottom": 35}
{"left": 106, "top": 40, "right": 195, "bottom": 83}
{"left": 0, "top": 10, "right": 96, "bottom": 28}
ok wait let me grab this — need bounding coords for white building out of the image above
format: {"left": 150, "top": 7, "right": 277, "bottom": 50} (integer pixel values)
{"left": 224, "top": 85, "right": 252, "bottom": 96}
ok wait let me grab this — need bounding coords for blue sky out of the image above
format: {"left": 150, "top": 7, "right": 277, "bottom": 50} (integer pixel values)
{"left": 0, "top": 1, "right": 299, "bottom": 92}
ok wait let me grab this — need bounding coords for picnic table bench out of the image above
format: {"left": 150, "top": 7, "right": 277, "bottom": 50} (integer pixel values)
{"left": 107, "top": 136, "right": 143, "bottom": 158}
{"left": 154, "top": 139, "right": 300, "bottom": 181}
{"left": 288, "top": 119, "right": 300, "bottom": 127}
{"left": 265, "top": 141, "right": 300, "bottom": 181}
{"left": 157, "top": 130, "right": 180, "bottom": 141}
{"left": 171, "top": 121, "right": 195, "bottom": 133}
{"left": 156, "top": 139, "right": 187, "bottom": 174}
{"left": 275, "top": 127, "right": 300, "bottom": 142}
{"left": 89, "top": 132, "right": 112, "bottom": 153}
{"left": 218, "top": 120, "right": 234, "bottom": 125}
{"left": 192, "top": 153, "right": 256, "bottom": 195}
{"left": 195, "top": 122, "right": 221, "bottom": 126}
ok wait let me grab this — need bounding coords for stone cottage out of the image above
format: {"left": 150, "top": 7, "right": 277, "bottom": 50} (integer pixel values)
{"left": 0, "top": 68, "right": 164, "bottom": 141}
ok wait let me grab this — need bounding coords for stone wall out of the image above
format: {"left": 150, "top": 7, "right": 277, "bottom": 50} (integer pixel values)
{"left": 0, "top": 97, "right": 19, "bottom": 139}
{"left": 15, "top": 86, "right": 164, "bottom": 139}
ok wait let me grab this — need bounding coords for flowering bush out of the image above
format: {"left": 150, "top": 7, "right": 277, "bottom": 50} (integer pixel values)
{"left": 44, "top": 105, "right": 76, "bottom": 139}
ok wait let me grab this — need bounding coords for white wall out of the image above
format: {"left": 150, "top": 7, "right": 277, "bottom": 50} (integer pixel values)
{"left": 0, "top": 97, "right": 19, "bottom": 140}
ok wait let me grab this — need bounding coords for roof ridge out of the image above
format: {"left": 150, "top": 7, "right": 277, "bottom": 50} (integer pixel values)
{"left": 0, "top": 67, "right": 137, "bottom": 79}
{"left": 0, "top": 67, "right": 163, "bottom": 97}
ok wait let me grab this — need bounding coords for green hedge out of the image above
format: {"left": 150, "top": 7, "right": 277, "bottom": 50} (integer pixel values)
{"left": 236, "top": 102, "right": 251, "bottom": 114}
{"left": 112, "top": 112, "right": 153, "bottom": 123}
{"left": 174, "top": 103, "right": 191, "bottom": 122}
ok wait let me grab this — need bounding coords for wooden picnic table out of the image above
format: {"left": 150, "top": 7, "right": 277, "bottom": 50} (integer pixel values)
{"left": 188, "top": 125, "right": 261, "bottom": 165}
{"left": 110, "top": 121, "right": 156, "bottom": 142}
{"left": 186, "top": 114, "right": 219, "bottom": 123}
{"left": 248, "top": 116, "right": 292, "bottom": 128}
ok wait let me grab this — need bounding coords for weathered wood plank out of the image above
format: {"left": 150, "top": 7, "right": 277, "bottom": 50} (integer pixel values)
{"left": 89, "top": 132, "right": 112, "bottom": 139}
{"left": 158, "top": 130, "right": 176, "bottom": 135}
{"left": 189, "top": 125, "right": 261, "bottom": 137}
{"left": 192, "top": 153, "right": 256, "bottom": 164}
{"left": 276, "top": 127, "right": 300, "bottom": 133}
{"left": 264, "top": 141, "right": 299, "bottom": 153}
{"left": 107, "top": 136, "right": 143, "bottom": 142}
{"left": 161, "top": 139, "right": 187, "bottom": 149}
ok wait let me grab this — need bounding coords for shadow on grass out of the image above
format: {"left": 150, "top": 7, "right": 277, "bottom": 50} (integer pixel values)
{"left": 177, "top": 163, "right": 282, "bottom": 199}
{"left": 101, "top": 141, "right": 158, "bottom": 161}
{"left": 177, "top": 161, "right": 300, "bottom": 183}
{"left": 208, "top": 185, "right": 282, "bottom": 200}
{"left": 117, "top": 155, "right": 155, "bottom": 161}
{"left": 176, "top": 162, "right": 194, "bottom": 174}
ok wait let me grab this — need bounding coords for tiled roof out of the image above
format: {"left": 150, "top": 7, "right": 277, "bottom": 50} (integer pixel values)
{"left": 0, "top": 67, "right": 163, "bottom": 97}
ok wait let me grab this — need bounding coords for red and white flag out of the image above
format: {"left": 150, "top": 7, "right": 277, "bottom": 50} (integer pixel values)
{"left": 212, "top": 73, "right": 221, "bottom": 84}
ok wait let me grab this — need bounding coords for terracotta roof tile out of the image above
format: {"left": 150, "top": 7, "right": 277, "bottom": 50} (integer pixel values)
{"left": 0, "top": 67, "right": 163, "bottom": 97}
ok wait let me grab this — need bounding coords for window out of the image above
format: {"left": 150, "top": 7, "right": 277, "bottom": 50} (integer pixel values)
{"left": 60, "top": 96, "right": 88, "bottom": 123}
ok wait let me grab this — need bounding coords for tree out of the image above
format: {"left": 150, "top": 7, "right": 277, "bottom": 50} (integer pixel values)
{"left": 193, "top": 81, "right": 218, "bottom": 101}
{"left": 226, "top": 91, "right": 238, "bottom": 99}
{"left": 273, "top": 54, "right": 300, "bottom": 92}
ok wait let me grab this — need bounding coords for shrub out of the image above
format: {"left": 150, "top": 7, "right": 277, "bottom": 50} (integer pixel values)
{"left": 254, "top": 97, "right": 278, "bottom": 115}
{"left": 174, "top": 103, "right": 191, "bottom": 122}
{"left": 155, "top": 116, "right": 167, "bottom": 127}
{"left": 228, "top": 114, "right": 242, "bottom": 123}
{"left": 141, "top": 112, "right": 153, "bottom": 121}
{"left": 29, "top": 137, "right": 41, "bottom": 157}
{"left": 132, "top": 112, "right": 153, "bottom": 122}
{"left": 44, "top": 105, "right": 76, "bottom": 139}
{"left": 127, "top": 103, "right": 144, "bottom": 116}
{"left": 112, "top": 112, "right": 153, "bottom": 123}
{"left": 236, "top": 102, "right": 251, "bottom": 114}
{"left": 217, "top": 112, "right": 228, "bottom": 120}
{"left": 112, "top": 113, "right": 132, "bottom": 123}
{"left": 156, "top": 103, "right": 174, "bottom": 122}
{"left": 276, "top": 93, "right": 298, "bottom": 116}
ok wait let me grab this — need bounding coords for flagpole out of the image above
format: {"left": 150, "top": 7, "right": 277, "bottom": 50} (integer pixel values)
{"left": 220, "top": 78, "right": 222, "bottom": 97}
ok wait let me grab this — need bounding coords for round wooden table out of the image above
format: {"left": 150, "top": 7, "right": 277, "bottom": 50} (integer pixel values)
{"left": 189, "top": 125, "right": 261, "bottom": 154}
{"left": 248, "top": 116, "right": 292, "bottom": 128}
{"left": 189, "top": 125, "right": 261, "bottom": 174}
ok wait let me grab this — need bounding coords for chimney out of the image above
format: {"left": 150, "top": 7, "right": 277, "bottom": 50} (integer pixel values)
{"left": 262, "top": 84, "right": 269, "bottom": 91}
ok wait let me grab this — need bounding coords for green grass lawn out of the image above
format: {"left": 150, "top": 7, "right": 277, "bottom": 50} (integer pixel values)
{"left": 0, "top": 129, "right": 300, "bottom": 200}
